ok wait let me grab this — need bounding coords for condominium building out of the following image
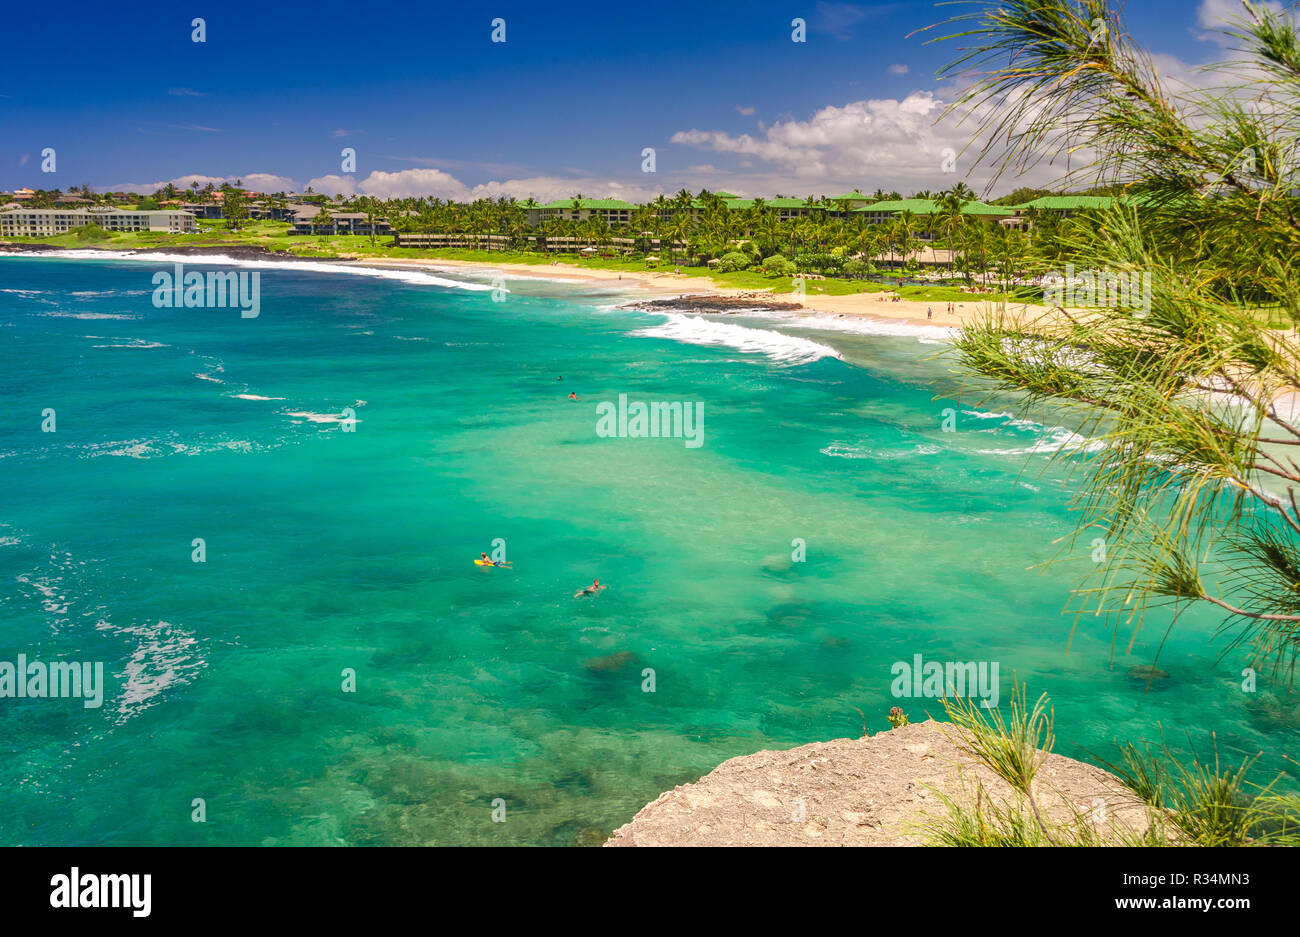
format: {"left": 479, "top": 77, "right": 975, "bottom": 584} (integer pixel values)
{"left": 0, "top": 207, "right": 197, "bottom": 237}
{"left": 532, "top": 198, "right": 637, "bottom": 226}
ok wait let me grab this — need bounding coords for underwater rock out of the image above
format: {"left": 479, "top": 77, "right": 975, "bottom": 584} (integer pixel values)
{"left": 583, "top": 650, "right": 638, "bottom": 673}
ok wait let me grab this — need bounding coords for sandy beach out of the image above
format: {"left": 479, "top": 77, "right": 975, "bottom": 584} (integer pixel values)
{"left": 356, "top": 255, "right": 1053, "bottom": 330}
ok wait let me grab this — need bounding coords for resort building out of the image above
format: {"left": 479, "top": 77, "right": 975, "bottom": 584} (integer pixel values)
{"left": 1001, "top": 195, "right": 1131, "bottom": 228}
{"left": 830, "top": 190, "right": 875, "bottom": 212}
{"left": 722, "top": 197, "right": 825, "bottom": 223}
{"left": 532, "top": 198, "right": 638, "bottom": 226}
{"left": 289, "top": 207, "right": 392, "bottom": 236}
{"left": 1010, "top": 195, "right": 1117, "bottom": 218}
{"left": 854, "top": 198, "right": 1015, "bottom": 227}
{"left": 0, "top": 207, "right": 197, "bottom": 237}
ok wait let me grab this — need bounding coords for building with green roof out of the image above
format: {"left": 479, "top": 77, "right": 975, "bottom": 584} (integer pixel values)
{"left": 533, "top": 197, "right": 637, "bottom": 225}
{"left": 1010, "top": 195, "right": 1117, "bottom": 213}
{"left": 854, "top": 199, "right": 1015, "bottom": 224}
{"left": 830, "top": 190, "right": 874, "bottom": 211}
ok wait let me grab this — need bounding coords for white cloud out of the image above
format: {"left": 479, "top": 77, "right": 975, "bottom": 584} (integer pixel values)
{"left": 1196, "top": 0, "right": 1296, "bottom": 44}
{"left": 100, "top": 173, "right": 299, "bottom": 194}
{"left": 887, "top": 63, "right": 909, "bottom": 75}
{"left": 303, "top": 168, "right": 667, "bottom": 204}
{"left": 735, "top": 105, "right": 755, "bottom": 116}
{"left": 670, "top": 88, "right": 1114, "bottom": 195}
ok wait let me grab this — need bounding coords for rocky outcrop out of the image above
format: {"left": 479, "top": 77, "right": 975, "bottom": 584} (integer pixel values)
{"left": 605, "top": 720, "right": 1151, "bottom": 846}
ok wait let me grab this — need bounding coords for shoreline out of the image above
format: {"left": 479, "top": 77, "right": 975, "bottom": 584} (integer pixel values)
{"left": 359, "top": 254, "right": 1052, "bottom": 330}
{"left": 0, "top": 241, "right": 1053, "bottom": 333}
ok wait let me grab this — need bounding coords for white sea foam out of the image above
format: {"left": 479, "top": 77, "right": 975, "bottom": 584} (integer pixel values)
{"left": 286, "top": 411, "right": 358, "bottom": 424}
{"left": 0, "top": 249, "right": 497, "bottom": 293}
{"left": 38, "top": 311, "right": 141, "bottom": 320}
{"left": 104, "top": 619, "right": 207, "bottom": 724}
{"left": 86, "top": 437, "right": 262, "bottom": 459}
{"left": 631, "top": 313, "right": 842, "bottom": 365}
{"left": 194, "top": 372, "right": 224, "bottom": 383}
{"left": 91, "top": 340, "right": 168, "bottom": 349}
{"left": 232, "top": 393, "right": 285, "bottom": 400}
{"left": 821, "top": 442, "right": 943, "bottom": 460}
{"left": 975, "top": 426, "right": 1107, "bottom": 456}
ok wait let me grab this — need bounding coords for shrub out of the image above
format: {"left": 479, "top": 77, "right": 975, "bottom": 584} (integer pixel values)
{"left": 843, "top": 258, "right": 872, "bottom": 278}
{"left": 71, "top": 223, "right": 111, "bottom": 242}
{"left": 762, "top": 254, "right": 797, "bottom": 277}
{"left": 717, "top": 250, "right": 751, "bottom": 272}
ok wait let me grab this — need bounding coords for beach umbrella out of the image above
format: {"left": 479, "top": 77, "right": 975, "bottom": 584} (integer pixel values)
{"left": 645, "top": 255, "right": 660, "bottom": 261}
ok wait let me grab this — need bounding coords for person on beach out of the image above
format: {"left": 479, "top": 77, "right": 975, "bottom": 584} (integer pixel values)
{"left": 927, "top": 306, "right": 932, "bottom": 319}
{"left": 574, "top": 579, "right": 605, "bottom": 598}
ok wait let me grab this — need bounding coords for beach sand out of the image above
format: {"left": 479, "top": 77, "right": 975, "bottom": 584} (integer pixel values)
{"left": 353, "top": 255, "right": 1053, "bottom": 330}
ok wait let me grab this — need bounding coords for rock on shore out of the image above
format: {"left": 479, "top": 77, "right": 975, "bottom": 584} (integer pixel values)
{"left": 605, "top": 720, "right": 1151, "bottom": 846}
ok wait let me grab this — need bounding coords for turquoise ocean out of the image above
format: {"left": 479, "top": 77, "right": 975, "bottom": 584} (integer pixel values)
{"left": 0, "top": 252, "right": 1294, "bottom": 845}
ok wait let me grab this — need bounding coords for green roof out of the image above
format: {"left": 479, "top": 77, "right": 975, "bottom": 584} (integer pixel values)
{"left": 832, "top": 190, "right": 872, "bottom": 201}
{"left": 854, "top": 198, "right": 941, "bottom": 214}
{"left": 714, "top": 191, "right": 739, "bottom": 199}
{"left": 721, "top": 196, "right": 822, "bottom": 210}
{"left": 1011, "top": 195, "right": 1116, "bottom": 211}
{"left": 854, "top": 198, "right": 1014, "bottom": 216}
{"left": 539, "top": 198, "right": 636, "bottom": 210}
{"left": 960, "top": 201, "right": 1017, "bottom": 216}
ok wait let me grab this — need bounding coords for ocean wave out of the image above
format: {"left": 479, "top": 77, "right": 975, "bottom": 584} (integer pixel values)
{"left": 285, "top": 411, "right": 360, "bottom": 424}
{"left": 0, "top": 250, "right": 497, "bottom": 293}
{"left": 38, "top": 311, "right": 141, "bottom": 320}
{"left": 91, "top": 339, "right": 168, "bottom": 348}
{"left": 821, "top": 442, "right": 943, "bottom": 460}
{"left": 631, "top": 313, "right": 842, "bottom": 365}
{"left": 231, "top": 393, "right": 285, "bottom": 401}
{"left": 975, "top": 426, "right": 1106, "bottom": 456}
{"left": 85, "top": 437, "right": 263, "bottom": 459}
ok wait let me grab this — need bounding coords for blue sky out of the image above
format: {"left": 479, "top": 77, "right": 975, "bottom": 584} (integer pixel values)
{"left": 0, "top": 0, "right": 1266, "bottom": 200}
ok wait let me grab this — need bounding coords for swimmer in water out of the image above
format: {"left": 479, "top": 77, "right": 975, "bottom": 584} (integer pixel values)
{"left": 573, "top": 578, "right": 606, "bottom": 598}
{"left": 568, "top": 392, "right": 578, "bottom": 400}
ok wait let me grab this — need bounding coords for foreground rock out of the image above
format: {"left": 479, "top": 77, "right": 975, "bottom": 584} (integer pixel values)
{"left": 605, "top": 720, "right": 1151, "bottom": 846}
{"left": 622, "top": 293, "right": 804, "bottom": 314}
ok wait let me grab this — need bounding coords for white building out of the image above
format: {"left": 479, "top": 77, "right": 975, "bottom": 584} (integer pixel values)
{"left": 0, "top": 207, "right": 197, "bottom": 237}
